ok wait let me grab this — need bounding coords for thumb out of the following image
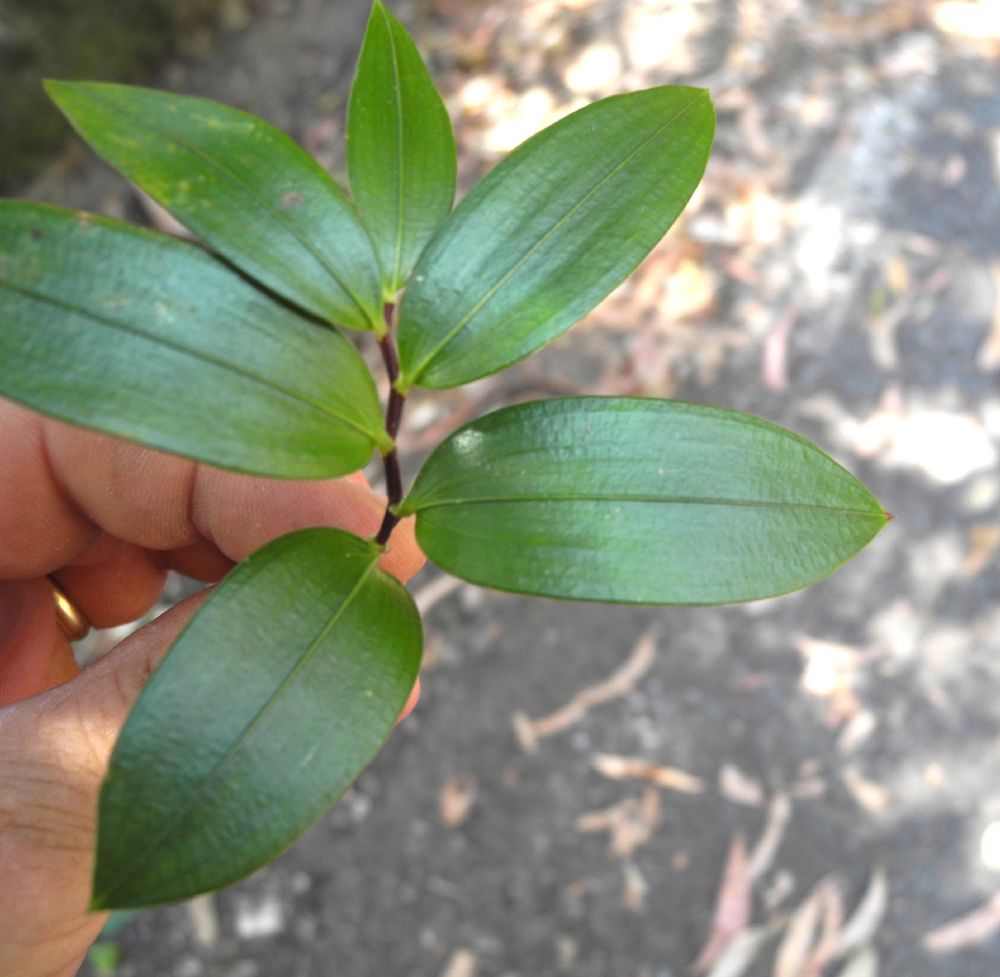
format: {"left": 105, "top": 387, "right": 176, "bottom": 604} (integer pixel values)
{"left": 0, "top": 595, "right": 203, "bottom": 977}
{"left": 35, "top": 593, "right": 208, "bottom": 776}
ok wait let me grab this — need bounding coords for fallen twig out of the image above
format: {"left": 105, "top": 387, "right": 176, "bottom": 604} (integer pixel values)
{"left": 512, "top": 633, "right": 656, "bottom": 751}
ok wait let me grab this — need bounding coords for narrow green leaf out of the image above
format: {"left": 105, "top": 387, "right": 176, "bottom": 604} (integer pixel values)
{"left": 91, "top": 528, "right": 422, "bottom": 909}
{"left": 347, "top": 0, "right": 456, "bottom": 294}
{"left": 0, "top": 202, "right": 391, "bottom": 476}
{"left": 396, "top": 86, "right": 715, "bottom": 390}
{"left": 45, "top": 80, "right": 384, "bottom": 330}
{"left": 400, "top": 398, "right": 889, "bottom": 604}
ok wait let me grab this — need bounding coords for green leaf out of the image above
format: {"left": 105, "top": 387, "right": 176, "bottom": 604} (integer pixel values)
{"left": 400, "top": 398, "right": 889, "bottom": 604}
{"left": 91, "top": 528, "right": 422, "bottom": 909}
{"left": 0, "top": 202, "right": 391, "bottom": 476}
{"left": 347, "top": 0, "right": 456, "bottom": 294}
{"left": 45, "top": 80, "right": 384, "bottom": 331}
{"left": 396, "top": 86, "right": 715, "bottom": 390}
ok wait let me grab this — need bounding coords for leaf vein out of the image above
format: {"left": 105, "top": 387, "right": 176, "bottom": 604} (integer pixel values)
{"left": 382, "top": 3, "right": 407, "bottom": 289}
{"left": 404, "top": 494, "right": 884, "bottom": 518}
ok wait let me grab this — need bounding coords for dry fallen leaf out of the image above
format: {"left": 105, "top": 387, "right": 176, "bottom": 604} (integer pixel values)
{"left": 790, "top": 778, "right": 827, "bottom": 801}
{"left": 885, "top": 255, "right": 910, "bottom": 293}
{"left": 764, "top": 870, "right": 797, "bottom": 912}
{"left": 414, "top": 574, "right": 465, "bottom": 616}
{"left": 976, "top": 264, "right": 1000, "bottom": 370}
{"left": 725, "top": 182, "right": 788, "bottom": 247}
{"left": 440, "top": 948, "right": 478, "bottom": 977}
{"left": 842, "top": 767, "right": 891, "bottom": 813}
{"left": 749, "top": 793, "right": 793, "bottom": 881}
{"left": 761, "top": 306, "right": 797, "bottom": 392}
{"left": 592, "top": 754, "right": 705, "bottom": 794}
{"left": 835, "top": 948, "right": 879, "bottom": 977}
{"left": 837, "top": 711, "right": 877, "bottom": 756}
{"left": 774, "top": 883, "right": 823, "bottom": 977}
{"left": 186, "top": 893, "right": 220, "bottom": 947}
{"left": 804, "top": 880, "right": 846, "bottom": 976}
{"left": 512, "top": 634, "right": 656, "bottom": 752}
{"left": 964, "top": 524, "right": 1000, "bottom": 576}
{"left": 835, "top": 868, "right": 888, "bottom": 959}
{"left": 924, "top": 889, "right": 1000, "bottom": 953}
{"left": 440, "top": 775, "right": 478, "bottom": 828}
{"left": 576, "top": 788, "right": 661, "bottom": 859}
{"left": 796, "top": 636, "right": 861, "bottom": 704}
{"left": 719, "top": 764, "right": 766, "bottom": 807}
{"left": 622, "top": 860, "right": 649, "bottom": 913}
{"left": 706, "top": 927, "right": 771, "bottom": 977}
{"left": 692, "top": 836, "right": 752, "bottom": 973}
{"left": 661, "top": 258, "right": 718, "bottom": 322}
{"left": 555, "top": 934, "right": 578, "bottom": 969}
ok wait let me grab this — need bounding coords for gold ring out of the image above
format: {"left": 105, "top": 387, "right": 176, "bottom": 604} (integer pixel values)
{"left": 51, "top": 580, "right": 92, "bottom": 642}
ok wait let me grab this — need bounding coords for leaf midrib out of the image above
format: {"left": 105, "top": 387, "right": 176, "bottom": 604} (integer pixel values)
{"left": 77, "top": 86, "right": 377, "bottom": 328}
{"left": 382, "top": 3, "right": 407, "bottom": 290}
{"left": 403, "top": 90, "right": 708, "bottom": 386}
{"left": 95, "top": 550, "right": 380, "bottom": 905}
{"left": 0, "top": 277, "right": 376, "bottom": 444}
{"left": 403, "top": 493, "right": 883, "bottom": 519}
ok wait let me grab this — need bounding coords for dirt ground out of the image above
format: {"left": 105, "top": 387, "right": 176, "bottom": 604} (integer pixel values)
{"left": 14, "top": 0, "right": 1000, "bottom": 975}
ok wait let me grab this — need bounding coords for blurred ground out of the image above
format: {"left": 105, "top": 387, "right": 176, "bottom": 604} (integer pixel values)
{"left": 14, "top": 0, "right": 1000, "bottom": 975}
{"left": 0, "top": 0, "right": 236, "bottom": 190}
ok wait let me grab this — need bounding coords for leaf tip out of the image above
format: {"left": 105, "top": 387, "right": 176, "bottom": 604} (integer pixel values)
{"left": 43, "top": 77, "right": 91, "bottom": 113}
{"left": 42, "top": 77, "right": 66, "bottom": 99}
{"left": 89, "top": 853, "right": 120, "bottom": 912}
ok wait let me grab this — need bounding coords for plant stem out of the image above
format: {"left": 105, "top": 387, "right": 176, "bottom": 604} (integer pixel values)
{"left": 376, "top": 303, "right": 405, "bottom": 546}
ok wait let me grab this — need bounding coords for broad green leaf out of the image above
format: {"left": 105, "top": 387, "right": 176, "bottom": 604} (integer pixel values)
{"left": 91, "top": 528, "right": 422, "bottom": 909}
{"left": 46, "top": 80, "right": 384, "bottom": 330}
{"left": 347, "top": 0, "right": 456, "bottom": 294}
{"left": 0, "top": 202, "right": 391, "bottom": 476}
{"left": 396, "top": 86, "right": 715, "bottom": 390}
{"left": 400, "top": 398, "right": 889, "bottom": 604}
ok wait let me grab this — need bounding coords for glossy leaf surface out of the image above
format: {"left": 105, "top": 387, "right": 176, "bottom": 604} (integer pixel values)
{"left": 396, "top": 86, "right": 714, "bottom": 390}
{"left": 92, "top": 529, "right": 422, "bottom": 908}
{"left": 0, "top": 202, "right": 390, "bottom": 476}
{"left": 347, "top": 0, "right": 455, "bottom": 293}
{"left": 46, "top": 80, "right": 383, "bottom": 330}
{"left": 401, "top": 398, "right": 888, "bottom": 604}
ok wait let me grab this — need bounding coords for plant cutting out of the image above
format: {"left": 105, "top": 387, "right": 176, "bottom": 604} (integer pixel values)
{"left": 0, "top": 0, "right": 889, "bottom": 912}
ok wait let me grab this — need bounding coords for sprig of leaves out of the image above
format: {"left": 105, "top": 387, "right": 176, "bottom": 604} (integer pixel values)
{"left": 0, "top": 0, "right": 888, "bottom": 908}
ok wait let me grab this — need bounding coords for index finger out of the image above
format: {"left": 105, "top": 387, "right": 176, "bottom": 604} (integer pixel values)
{"left": 0, "top": 400, "right": 423, "bottom": 582}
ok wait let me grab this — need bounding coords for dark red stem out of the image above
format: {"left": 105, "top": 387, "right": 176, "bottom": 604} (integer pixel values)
{"left": 375, "top": 303, "right": 405, "bottom": 546}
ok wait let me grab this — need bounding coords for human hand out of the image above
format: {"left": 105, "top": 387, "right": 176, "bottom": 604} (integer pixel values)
{"left": 0, "top": 400, "right": 424, "bottom": 977}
